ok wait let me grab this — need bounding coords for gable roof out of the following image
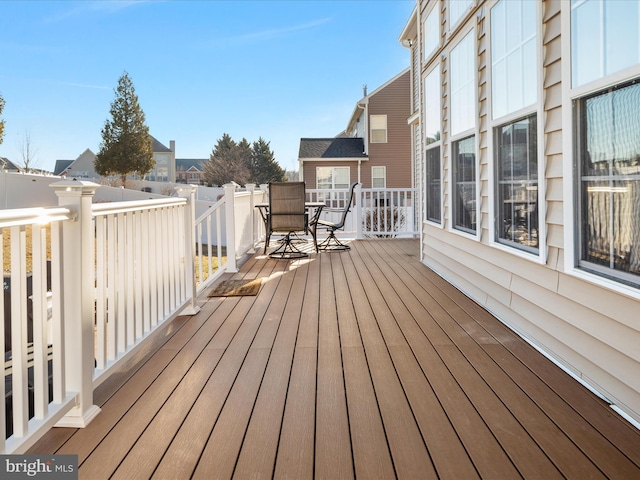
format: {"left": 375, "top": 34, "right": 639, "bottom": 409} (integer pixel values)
{"left": 151, "top": 136, "right": 172, "bottom": 153}
{"left": 0, "top": 157, "right": 21, "bottom": 171}
{"left": 53, "top": 160, "right": 74, "bottom": 175}
{"left": 176, "top": 158, "right": 206, "bottom": 171}
{"left": 298, "top": 138, "right": 367, "bottom": 160}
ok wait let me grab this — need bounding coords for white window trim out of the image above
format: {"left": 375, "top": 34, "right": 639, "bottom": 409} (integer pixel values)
{"left": 423, "top": 2, "right": 441, "bottom": 63}
{"left": 561, "top": 1, "right": 640, "bottom": 301}
{"left": 486, "top": 0, "right": 546, "bottom": 264}
{"left": 371, "top": 166, "right": 386, "bottom": 189}
{"left": 447, "top": 25, "right": 480, "bottom": 240}
{"left": 448, "top": 0, "right": 475, "bottom": 36}
{"left": 370, "top": 114, "right": 388, "bottom": 143}
{"left": 423, "top": 63, "right": 444, "bottom": 227}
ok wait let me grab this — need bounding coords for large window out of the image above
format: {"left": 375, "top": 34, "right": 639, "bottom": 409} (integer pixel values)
{"left": 490, "top": 0, "right": 536, "bottom": 119}
{"left": 449, "top": 0, "right": 473, "bottom": 30}
{"left": 424, "top": 67, "right": 442, "bottom": 223}
{"left": 571, "top": 0, "right": 640, "bottom": 88}
{"left": 423, "top": 6, "right": 439, "bottom": 61}
{"left": 450, "top": 31, "right": 476, "bottom": 136}
{"left": 452, "top": 136, "right": 476, "bottom": 234}
{"left": 576, "top": 80, "right": 640, "bottom": 285}
{"left": 370, "top": 115, "right": 388, "bottom": 143}
{"left": 496, "top": 115, "right": 538, "bottom": 252}
{"left": 316, "top": 166, "right": 350, "bottom": 190}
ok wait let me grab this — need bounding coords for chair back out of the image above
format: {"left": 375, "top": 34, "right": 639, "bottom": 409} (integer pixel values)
{"left": 269, "top": 182, "right": 306, "bottom": 232}
{"left": 334, "top": 182, "right": 359, "bottom": 229}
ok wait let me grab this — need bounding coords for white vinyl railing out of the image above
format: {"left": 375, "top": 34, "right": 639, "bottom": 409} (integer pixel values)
{"left": 306, "top": 186, "right": 418, "bottom": 239}
{"left": 1, "top": 181, "right": 264, "bottom": 454}
{"left": 1, "top": 182, "right": 408, "bottom": 453}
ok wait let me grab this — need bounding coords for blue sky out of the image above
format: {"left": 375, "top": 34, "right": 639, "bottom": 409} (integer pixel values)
{"left": 0, "top": 0, "right": 414, "bottom": 173}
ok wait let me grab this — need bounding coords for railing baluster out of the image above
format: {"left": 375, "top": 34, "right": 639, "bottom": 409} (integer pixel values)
{"left": 96, "top": 216, "right": 106, "bottom": 369}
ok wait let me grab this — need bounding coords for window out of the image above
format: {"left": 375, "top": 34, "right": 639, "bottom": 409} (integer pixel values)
{"left": 576, "top": 79, "right": 640, "bottom": 285}
{"left": 424, "top": 66, "right": 442, "bottom": 223}
{"left": 490, "top": 0, "right": 537, "bottom": 119}
{"left": 452, "top": 136, "right": 476, "bottom": 234}
{"left": 495, "top": 114, "right": 538, "bottom": 252}
{"left": 316, "top": 166, "right": 350, "bottom": 190}
{"left": 372, "top": 166, "right": 386, "bottom": 188}
{"left": 423, "top": 6, "right": 439, "bottom": 61}
{"left": 450, "top": 31, "right": 475, "bottom": 136}
{"left": 370, "top": 115, "right": 388, "bottom": 143}
{"left": 426, "top": 147, "right": 441, "bottom": 223}
{"left": 571, "top": 0, "right": 640, "bottom": 88}
{"left": 449, "top": 0, "right": 473, "bottom": 30}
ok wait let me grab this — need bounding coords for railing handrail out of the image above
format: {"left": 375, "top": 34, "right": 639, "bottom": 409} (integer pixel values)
{"left": 0, "top": 207, "right": 74, "bottom": 227}
{"left": 92, "top": 197, "right": 186, "bottom": 216}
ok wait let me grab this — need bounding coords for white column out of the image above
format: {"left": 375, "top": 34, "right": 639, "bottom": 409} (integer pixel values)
{"left": 224, "top": 183, "right": 238, "bottom": 272}
{"left": 175, "top": 184, "right": 200, "bottom": 315}
{"left": 355, "top": 183, "right": 364, "bottom": 239}
{"left": 245, "top": 183, "right": 256, "bottom": 253}
{"left": 51, "top": 180, "right": 101, "bottom": 428}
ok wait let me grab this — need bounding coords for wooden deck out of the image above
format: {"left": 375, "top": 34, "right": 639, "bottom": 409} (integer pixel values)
{"left": 29, "top": 239, "right": 640, "bottom": 479}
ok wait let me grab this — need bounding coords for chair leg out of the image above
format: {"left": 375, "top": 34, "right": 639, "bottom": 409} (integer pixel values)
{"left": 317, "top": 230, "right": 350, "bottom": 251}
{"left": 269, "top": 232, "right": 308, "bottom": 259}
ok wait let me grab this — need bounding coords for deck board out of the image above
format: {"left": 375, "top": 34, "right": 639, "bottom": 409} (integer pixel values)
{"left": 26, "top": 239, "right": 640, "bottom": 480}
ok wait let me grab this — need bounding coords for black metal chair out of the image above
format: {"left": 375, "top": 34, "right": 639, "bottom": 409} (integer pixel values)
{"left": 312, "top": 182, "right": 359, "bottom": 251}
{"left": 266, "top": 182, "right": 308, "bottom": 259}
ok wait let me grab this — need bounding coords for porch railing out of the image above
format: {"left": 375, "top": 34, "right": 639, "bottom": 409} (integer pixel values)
{"left": 1, "top": 182, "right": 410, "bottom": 453}
{"left": 1, "top": 181, "right": 265, "bottom": 454}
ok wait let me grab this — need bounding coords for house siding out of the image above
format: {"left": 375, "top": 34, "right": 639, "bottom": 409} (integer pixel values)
{"left": 415, "top": 0, "right": 640, "bottom": 423}
{"left": 365, "top": 70, "right": 412, "bottom": 188}
{"left": 302, "top": 162, "right": 360, "bottom": 189}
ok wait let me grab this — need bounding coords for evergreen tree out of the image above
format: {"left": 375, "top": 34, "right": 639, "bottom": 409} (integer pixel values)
{"left": 95, "top": 71, "right": 153, "bottom": 186}
{"left": 251, "top": 137, "right": 285, "bottom": 184}
{"left": 0, "top": 92, "right": 5, "bottom": 145}
{"left": 237, "top": 137, "right": 253, "bottom": 175}
{"left": 202, "top": 133, "right": 250, "bottom": 186}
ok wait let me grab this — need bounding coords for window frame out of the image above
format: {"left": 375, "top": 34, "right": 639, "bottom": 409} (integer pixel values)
{"left": 424, "top": 64, "right": 443, "bottom": 225}
{"left": 561, "top": 0, "right": 640, "bottom": 299}
{"left": 448, "top": 26, "right": 479, "bottom": 238}
{"left": 448, "top": 0, "right": 473, "bottom": 33}
{"left": 423, "top": 3, "right": 440, "bottom": 63}
{"left": 487, "top": 0, "right": 544, "bottom": 260}
{"left": 371, "top": 166, "right": 386, "bottom": 189}
{"left": 370, "top": 114, "right": 388, "bottom": 143}
{"left": 316, "top": 166, "right": 350, "bottom": 190}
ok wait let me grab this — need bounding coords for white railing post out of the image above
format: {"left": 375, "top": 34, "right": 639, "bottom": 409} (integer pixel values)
{"left": 355, "top": 183, "right": 364, "bottom": 239}
{"left": 224, "top": 183, "right": 238, "bottom": 273}
{"left": 175, "top": 185, "right": 200, "bottom": 315}
{"left": 51, "top": 180, "right": 101, "bottom": 428}
{"left": 246, "top": 184, "right": 256, "bottom": 253}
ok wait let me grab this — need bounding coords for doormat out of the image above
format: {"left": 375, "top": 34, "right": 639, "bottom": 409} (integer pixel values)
{"left": 207, "top": 278, "right": 262, "bottom": 297}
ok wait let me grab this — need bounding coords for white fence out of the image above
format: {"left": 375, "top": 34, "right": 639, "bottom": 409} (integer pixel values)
{"left": 0, "top": 182, "right": 412, "bottom": 453}
{"left": 0, "top": 181, "right": 263, "bottom": 454}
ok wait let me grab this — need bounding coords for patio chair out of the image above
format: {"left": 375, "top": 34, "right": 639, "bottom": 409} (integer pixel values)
{"left": 312, "top": 182, "right": 359, "bottom": 251}
{"left": 266, "top": 182, "right": 308, "bottom": 259}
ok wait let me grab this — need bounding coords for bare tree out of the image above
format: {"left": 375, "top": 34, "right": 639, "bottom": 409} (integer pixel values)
{"left": 16, "top": 130, "right": 39, "bottom": 172}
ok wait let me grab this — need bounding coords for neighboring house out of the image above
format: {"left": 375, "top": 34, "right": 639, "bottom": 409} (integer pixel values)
{"left": 299, "top": 68, "right": 412, "bottom": 189}
{"left": 176, "top": 158, "right": 207, "bottom": 185}
{"left": 147, "top": 138, "right": 176, "bottom": 183}
{"left": 54, "top": 149, "right": 100, "bottom": 179}
{"left": 401, "top": 0, "right": 640, "bottom": 424}
{"left": 0, "top": 157, "right": 22, "bottom": 172}
{"left": 55, "top": 137, "right": 178, "bottom": 183}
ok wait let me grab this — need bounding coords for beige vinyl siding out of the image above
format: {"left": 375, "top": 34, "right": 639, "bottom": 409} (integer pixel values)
{"left": 418, "top": 0, "right": 640, "bottom": 423}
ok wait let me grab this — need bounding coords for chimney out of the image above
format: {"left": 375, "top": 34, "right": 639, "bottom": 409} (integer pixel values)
{"left": 362, "top": 84, "right": 367, "bottom": 97}
{"left": 170, "top": 140, "right": 175, "bottom": 152}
